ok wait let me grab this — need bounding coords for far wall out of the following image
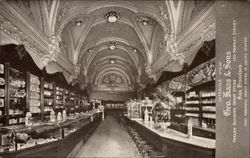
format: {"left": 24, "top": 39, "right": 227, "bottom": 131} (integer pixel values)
{"left": 89, "top": 91, "right": 137, "bottom": 102}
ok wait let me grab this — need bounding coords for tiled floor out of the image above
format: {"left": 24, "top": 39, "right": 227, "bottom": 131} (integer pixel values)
{"left": 76, "top": 116, "right": 142, "bottom": 158}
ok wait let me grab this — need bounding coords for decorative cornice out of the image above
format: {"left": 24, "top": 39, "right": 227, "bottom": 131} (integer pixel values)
{"left": 0, "top": 14, "right": 74, "bottom": 79}
{"left": 178, "top": 22, "right": 215, "bottom": 57}
{"left": 51, "top": 60, "right": 72, "bottom": 77}
{"left": 152, "top": 4, "right": 215, "bottom": 78}
{"left": 0, "top": 14, "right": 46, "bottom": 56}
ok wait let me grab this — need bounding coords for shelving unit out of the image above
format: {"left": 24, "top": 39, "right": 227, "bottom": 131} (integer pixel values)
{"left": 0, "top": 64, "right": 5, "bottom": 126}
{"left": 170, "top": 92, "right": 186, "bottom": 124}
{"left": 54, "top": 86, "right": 64, "bottom": 113}
{"left": 69, "top": 92, "right": 75, "bottom": 114}
{"left": 43, "top": 81, "right": 54, "bottom": 119}
{"left": 185, "top": 81, "right": 215, "bottom": 129}
{"left": 3, "top": 64, "right": 26, "bottom": 125}
{"left": 74, "top": 94, "right": 80, "bottom": 113}
{"left": 26, "top": 72, "right": 42, "bottom": 122}
{"left": 64, "top": 89, "right": 70, "bottom": 114}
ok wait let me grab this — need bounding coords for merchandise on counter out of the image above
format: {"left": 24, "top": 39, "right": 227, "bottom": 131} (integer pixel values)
{"left": 50, "top": 110, "right": 56, "bottom": 122}
{"left": 25, "top": 112, "right": 33, "bottom": 126}
{"left": 57, "top": 112, "right": 62, "bottom": 122}
{"left": 62, "top": 110, "right": 67, "bottom": 121}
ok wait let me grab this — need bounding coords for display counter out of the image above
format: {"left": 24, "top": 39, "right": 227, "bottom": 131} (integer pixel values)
{"left": 0, "top": 112, "right": 102, "bottom": 158}
{"left": 126, "top": 116, "right": 215, "bottom": 158}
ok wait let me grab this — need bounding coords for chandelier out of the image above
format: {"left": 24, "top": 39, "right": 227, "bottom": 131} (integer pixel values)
{"left": 105, "top": 11, "right": 119, "bottom": 23}
{"left": 110, "top": 58, "right": 116, "bottom": 64}
{"left": 109, "top": 43, "right": 116, "bottom": 50}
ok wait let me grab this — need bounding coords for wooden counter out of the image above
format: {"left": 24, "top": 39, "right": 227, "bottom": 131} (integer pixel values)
{"left": 128, "top": 117, "right": 215, "bottom": 158}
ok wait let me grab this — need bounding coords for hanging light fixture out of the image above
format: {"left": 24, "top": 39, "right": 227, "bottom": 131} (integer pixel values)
{"left": 110, "top": 58, "right": 115, "bottom": 64}
{"left": 109, "top": 43, "right": 116, "bottom": 50}
{"left": 75, "top": 20, "right": 83, "bottom": 26}
{"left": 105, "top": 11, "right": 119, "bottom": 23}
{"left": 133, "top": 48, "right": 137, "bottom": 53}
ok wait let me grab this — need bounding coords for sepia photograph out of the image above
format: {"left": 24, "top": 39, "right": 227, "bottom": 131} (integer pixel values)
{"left": 0, "top": 0, "right": 249, "bottom": 158}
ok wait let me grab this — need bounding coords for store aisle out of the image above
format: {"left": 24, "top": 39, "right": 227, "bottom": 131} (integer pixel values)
{"left": 76, "top": 116, "right": 142, "bottom": 158}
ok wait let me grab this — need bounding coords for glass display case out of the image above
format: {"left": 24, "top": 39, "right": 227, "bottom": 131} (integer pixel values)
{"left": 0, "top": 112, "right": 101, "bottom": 157}
{"left": 0, "top": 123, "right": 62, "bottom": 152}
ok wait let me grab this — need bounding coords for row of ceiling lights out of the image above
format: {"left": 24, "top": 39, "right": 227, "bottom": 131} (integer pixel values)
{"left": 87, "top": 43, "right": 137, "bottom": 53}
{"left": 75, "top": 11, "right": 152, "bottom": 26}
{"left": 75, "top": 11, "right": 120, "bottom": 26}
{"left": 79, "top": 10, "right": 138, "bottom": 66}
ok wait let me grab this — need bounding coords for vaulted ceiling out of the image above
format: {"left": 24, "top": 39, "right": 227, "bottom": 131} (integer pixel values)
{"left": 57, "top": 0, "right": 172, "bottom": 92}
{"left": 0, "top": 0, "right": 215, "bottom": 94}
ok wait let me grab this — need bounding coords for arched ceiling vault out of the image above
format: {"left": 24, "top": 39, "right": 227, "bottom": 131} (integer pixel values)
{"left": 56, "top": 0, "right": 176, "bottom": 92}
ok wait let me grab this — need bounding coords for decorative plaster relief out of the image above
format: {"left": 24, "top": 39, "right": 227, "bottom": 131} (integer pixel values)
{"left": 154, "top": 1, "right": 172, "bottom": 33}
{"left": 54, "top": 1, "right": 71, "bottom": 35}
{"left": 179, "top": 22, "right": 215, "bottom": 57}
{"left": 0, "top": 14, "right": 46, "bottom": 56}
{"left": 155, "top": 21, "right": 215, "bottom": 77}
